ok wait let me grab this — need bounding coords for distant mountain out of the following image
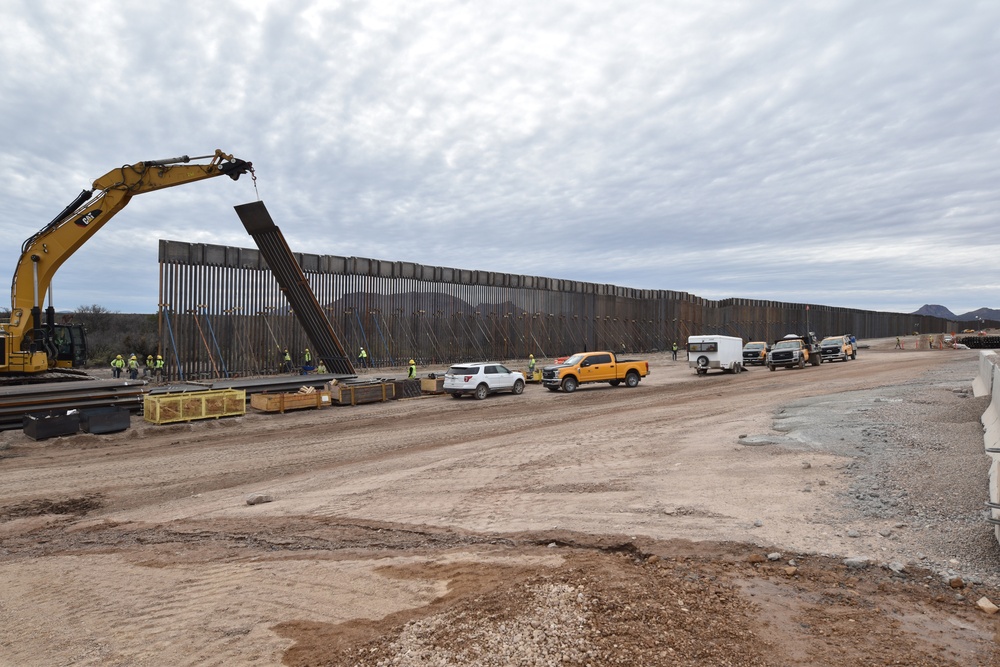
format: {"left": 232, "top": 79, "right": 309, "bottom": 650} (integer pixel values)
{"left": 912, "top": 304, "right": 1000, "bottom": 322}
{"left": 956, "top": 307, "right": 1000, "bottom": 322}
{"left": 912, "top": 304, "right": 956, "bottom": 319}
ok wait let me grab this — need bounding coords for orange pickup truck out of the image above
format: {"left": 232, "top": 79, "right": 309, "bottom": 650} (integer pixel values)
{"left": 541, "top": 351, "right": 650, "bottom": 393}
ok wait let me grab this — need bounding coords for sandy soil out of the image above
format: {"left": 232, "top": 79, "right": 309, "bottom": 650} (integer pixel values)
{"left": 1, "top": 339, "right": 999, "bottom": 666}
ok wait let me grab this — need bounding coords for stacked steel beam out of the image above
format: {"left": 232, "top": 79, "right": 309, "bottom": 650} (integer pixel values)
{"left": 235, "top": 201, "right": 355, "bottom": 376}
{"left": 0, "top": 379, "right": 146, "bottom": 431}
{"left": 0, "top": 375, "right": 358, "bottom": 432}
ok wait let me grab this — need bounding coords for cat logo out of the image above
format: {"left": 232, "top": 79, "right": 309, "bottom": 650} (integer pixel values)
{"left": 74, "top": 209, "right": 102, "bottom": 227}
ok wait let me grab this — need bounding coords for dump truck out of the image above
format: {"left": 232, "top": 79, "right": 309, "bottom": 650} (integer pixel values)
{"left": 541, "top": 351, "right": 649, "bottom": 392}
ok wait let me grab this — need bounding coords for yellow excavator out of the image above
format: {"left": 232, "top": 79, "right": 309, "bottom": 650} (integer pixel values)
{"left": 0, "top": 150, "right": 253, "bottom": 380}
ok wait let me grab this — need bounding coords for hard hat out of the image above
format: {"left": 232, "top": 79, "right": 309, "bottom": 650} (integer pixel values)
{"left": 529, "top": 354, "right": 534, "bottom": 358}
{"left": 116, "top": 354, "right": 122, "bottom": 359}
{"left": 157, "top": 355, "right": 162, "bottom": 359}
{"left": 409, "top": 359, "right": 415, "bottom": 364}
{"left": 305, "top": 347, "right": 310, "bottom": 351}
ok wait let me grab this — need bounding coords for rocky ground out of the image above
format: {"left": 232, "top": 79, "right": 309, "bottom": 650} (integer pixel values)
{"left": 1, "top": 338, "right": 999, "bottom": 666}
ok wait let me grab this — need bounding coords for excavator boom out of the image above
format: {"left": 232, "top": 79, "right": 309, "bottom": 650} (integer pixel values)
{"left": 0, "top": 150, "right": 253, "bottom": 376}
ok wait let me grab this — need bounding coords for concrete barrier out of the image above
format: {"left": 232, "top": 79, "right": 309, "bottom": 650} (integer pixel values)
{"left": 983, "top": 359, "right": 1000, "bottom": 543}
{"left": 991, "top": 458, "right": 1000, "bottom": 544}
{"left": 973, "top": 350, "right": 997, "bottom": 398}
{"left": 984, "top": 361, "right": 1000, "bottom": 443}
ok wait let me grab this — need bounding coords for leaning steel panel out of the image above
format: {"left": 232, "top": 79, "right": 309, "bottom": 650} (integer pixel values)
{"left": 234, "top": 201, "right": 355, "bottom": 376}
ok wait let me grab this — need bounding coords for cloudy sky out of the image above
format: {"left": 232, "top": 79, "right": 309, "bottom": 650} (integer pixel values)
{"left": 1, "top": 1, "right": 997, "bottom": 316}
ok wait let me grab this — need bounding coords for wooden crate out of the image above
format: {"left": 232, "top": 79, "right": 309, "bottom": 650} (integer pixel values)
{"left": 250, "top": 390, "right": 331, "bottom": 413}
{"left": 420, "top": 377, "right": 445, "bottom": 394}
{"left": 144, "top": 389, "right": 246, "bottom": 425}
{"left": 331, "top": 382, "right": 395, "bottom": 406}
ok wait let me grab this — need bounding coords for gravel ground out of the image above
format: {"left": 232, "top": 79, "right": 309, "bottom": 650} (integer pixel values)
{"left": 282, "top": 350, "right": 1000, "bottom": 667}
{"left": 772, "top": 359, "right": 1000, "bottom": 588}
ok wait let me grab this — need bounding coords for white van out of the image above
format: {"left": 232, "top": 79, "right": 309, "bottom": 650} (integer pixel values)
{"left": 688, "top": 335, "right": 745, "bottom": 375}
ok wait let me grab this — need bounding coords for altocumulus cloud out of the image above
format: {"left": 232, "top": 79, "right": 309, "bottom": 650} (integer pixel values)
{"left": 0, "top": 0, "right": 997, "bottom": 314}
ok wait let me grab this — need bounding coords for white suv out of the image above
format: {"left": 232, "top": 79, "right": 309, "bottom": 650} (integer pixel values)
{"left": 443, "top": 363, "right": 526, "bottom": 399}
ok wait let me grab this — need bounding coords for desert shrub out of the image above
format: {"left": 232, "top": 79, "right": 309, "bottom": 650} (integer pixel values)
{"left": 73, "top": 305, "right": 158, "bottom": 367}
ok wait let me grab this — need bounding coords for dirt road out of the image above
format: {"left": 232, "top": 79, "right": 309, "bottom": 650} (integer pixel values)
{"left": 2, "top": 341, "right": 999, "bottom": 666}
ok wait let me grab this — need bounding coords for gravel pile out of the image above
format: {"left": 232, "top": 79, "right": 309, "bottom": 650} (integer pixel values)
{"left": 325, "top": 555, "right": 772, "bottom": 667}
{"left": 365, "top": 582, "right": 596, "bottom": 667}
{"left": 780, "top": 359, "right": 1000, "bottom": 587}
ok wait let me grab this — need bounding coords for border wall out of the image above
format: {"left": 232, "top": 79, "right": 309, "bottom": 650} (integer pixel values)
{"left": 158, "top": 239, "right": 958, "bottom": 380}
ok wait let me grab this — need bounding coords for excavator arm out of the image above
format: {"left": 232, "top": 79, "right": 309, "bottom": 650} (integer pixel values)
{"left": 1, "top": 150, "right": 253, "bottom": 374}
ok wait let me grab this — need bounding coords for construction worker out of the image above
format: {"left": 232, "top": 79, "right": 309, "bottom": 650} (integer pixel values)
{"left": 316, "top": 360, "right": 327, "bottom": 373}
{"left": 54, "top": 328, "right": 70, "bottom": 354}
{"left": 407, "top": 359, "right": 417, "bottom": 379}
{"left": 127, "top": 354, "right": 139, "bottom": 380}
{"left": 671, "top": 342, "right": 678, "bottom": 361}
{"left": 528, "top": 354, "right": 535, "bottom": 376}
{"left": 154, "top": 355, "right": 164, "bottom": 382}
{"left": 144, "top": 354, "right": 153, "bottom": 377}
{"left": 111, "top": 354, "right": 125, "bottom": 379}
{"left": 895, "top": 336, "right": 901, "bottom": 349}
{"left": 303, "top": 347, "right": 313, "bottom": 372}
{"left": 282, "top": 348, "right": 292, "bottom": 373}
{"left": 358, "top": 346, "right": 368, "bottom": 368}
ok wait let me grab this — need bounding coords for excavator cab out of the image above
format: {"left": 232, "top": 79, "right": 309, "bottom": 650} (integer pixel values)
{"left": 51, "top": 323, "right": 88, "bottom": 368}
{"left": 13, "top": 321, "right": 88, "bottom": 369}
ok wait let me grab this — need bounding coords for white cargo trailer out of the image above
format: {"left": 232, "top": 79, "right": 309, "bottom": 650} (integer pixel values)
{"left": 688, "top": 335, "right": 745, "bottom": 375}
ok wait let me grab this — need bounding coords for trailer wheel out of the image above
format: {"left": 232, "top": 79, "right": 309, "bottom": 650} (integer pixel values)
{"left": 561, "top": 376, "right": 578, "bottom": 393}
{"left": 624, "top": 370, "right": 640, "bottom": 387}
